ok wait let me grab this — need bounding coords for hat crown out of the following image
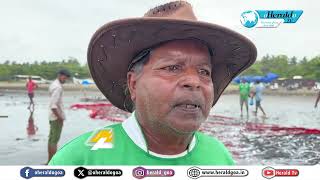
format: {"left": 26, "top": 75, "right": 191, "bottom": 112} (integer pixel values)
{"left": 144, "top": 1, "right": 197, "bottom": 20}
{"left": 87, "top": 0, "right": 257, "bottom": 112}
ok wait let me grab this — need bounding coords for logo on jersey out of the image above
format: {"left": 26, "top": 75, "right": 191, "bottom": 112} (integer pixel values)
{"left": 86, "top": 128, "right": 113, "bottom": 150}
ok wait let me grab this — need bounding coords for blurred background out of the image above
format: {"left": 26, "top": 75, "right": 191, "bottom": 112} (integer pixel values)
{"left": 0, "top": 0, "right": 319, "bottom": 165}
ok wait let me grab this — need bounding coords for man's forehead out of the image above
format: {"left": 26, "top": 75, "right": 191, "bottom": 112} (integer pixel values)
{"left": 150, "top": 39, "right": 212, "bottom": 64}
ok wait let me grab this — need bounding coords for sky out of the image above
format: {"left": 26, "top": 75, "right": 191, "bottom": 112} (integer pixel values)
{"left": 0, "top": 0, "right": 319, "bottom": 64}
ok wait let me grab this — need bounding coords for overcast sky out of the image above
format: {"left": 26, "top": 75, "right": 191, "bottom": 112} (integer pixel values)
{"left": 0, "top": 0, "right": 319, "bottom": 64}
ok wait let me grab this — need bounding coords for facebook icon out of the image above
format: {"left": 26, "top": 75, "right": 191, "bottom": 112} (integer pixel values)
{"left": 20, "top": 167, "right": 33, "bottom": 179}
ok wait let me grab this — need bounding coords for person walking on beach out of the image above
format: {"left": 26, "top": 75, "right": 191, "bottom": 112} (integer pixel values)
{"left": 254, "top": 81, "right": 266, "bottom": 116}
{"left": 239, "top": 79, "right": 250, "bottom": 117}
{"left": 26, "top": 76, "right": 38, "bottom": 110}
{"left": 315, "top": 91, "right": 320, "bottom": 108}
{"left": 46, "top": 69, "right": 70, "bottom": 164}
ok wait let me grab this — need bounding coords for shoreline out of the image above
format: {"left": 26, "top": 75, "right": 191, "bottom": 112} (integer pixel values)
{"left": 0, "top": 82, "right": 318, "bottom": 96}
{"left": 222, "top": 86, "right": 319, "bottom": 96}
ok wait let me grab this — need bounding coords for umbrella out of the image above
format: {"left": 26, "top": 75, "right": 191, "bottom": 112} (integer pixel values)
{"left": 233, "top": 72, "right": 279, "bottom": 84}
{"left": 81, "top": 79, "right": 95, "bottom": 85}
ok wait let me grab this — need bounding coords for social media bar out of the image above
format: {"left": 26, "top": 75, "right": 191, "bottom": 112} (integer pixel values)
{"left": 7, "top": 166, "right": 318, "bottom": 180}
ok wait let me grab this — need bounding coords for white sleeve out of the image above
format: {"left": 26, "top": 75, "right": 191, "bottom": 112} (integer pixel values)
{"left": 50, "top": 87, "right": 62, "bottom": 109}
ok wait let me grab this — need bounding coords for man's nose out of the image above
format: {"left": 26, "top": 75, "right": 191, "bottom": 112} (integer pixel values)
{"left": 179, "top": 69, "right": 201, "bottom": 90}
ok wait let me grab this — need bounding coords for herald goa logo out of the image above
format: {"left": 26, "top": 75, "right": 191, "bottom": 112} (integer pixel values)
{"left": 262, "top": 167, "right": 299, "bottom": 179}
{"left": 86, "top": 128, "right": 113, "bottom": 150}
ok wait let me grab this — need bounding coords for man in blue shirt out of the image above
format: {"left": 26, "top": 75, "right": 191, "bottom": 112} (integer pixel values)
{"left": 254, "top": 81, "right": 266, "bottom": 116}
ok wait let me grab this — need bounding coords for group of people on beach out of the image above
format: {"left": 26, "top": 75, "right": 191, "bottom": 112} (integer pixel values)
{"left": 238, "top": 79, "right": 320, "bottom": 117}
{"left": 25, "top": 70, "right": 320, "bottom": 163}
{"left": 25, "top": 68, "right": 320, "bottom": 164}
{"left": 239, "top": 79, "right": 266, "bottom": 117}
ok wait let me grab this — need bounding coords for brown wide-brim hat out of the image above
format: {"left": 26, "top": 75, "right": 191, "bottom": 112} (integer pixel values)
{"left": 88, "top": 1, "right": 257, "bottom": 112}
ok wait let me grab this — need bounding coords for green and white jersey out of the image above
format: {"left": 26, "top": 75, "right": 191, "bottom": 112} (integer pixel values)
{"left": 49, "top": 112, "right": 234, "bottom": 165}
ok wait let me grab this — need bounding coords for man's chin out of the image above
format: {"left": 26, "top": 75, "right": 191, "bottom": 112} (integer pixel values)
{"left": 169, "top": 122, "right": 202, "bottom": 134}
{"left": 174, "top": 128, "right": 198, "bottom": 134}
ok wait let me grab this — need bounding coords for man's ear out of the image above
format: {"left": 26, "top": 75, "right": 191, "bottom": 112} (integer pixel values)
{"left": 127, "top": 72, "right": 137, "bottom": 102}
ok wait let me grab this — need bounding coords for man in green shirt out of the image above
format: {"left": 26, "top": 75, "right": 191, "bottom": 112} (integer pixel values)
{"left": 239, "top": 79, "right": 250, "bottom": 117}
{"left": 49, "top": 1, "right": 257, "bottom": 165}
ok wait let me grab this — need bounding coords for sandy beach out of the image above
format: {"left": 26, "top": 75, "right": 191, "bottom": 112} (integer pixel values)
{"left": 0, "top": 82, "right": 99, "bottom": 92}
{"left": 0, "top": 86, "right": 319, "bottom": 165}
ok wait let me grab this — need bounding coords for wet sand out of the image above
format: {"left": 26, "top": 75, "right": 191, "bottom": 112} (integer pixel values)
{"left": 0, "top": 90, "right": 319, "bottom": 165}
{"left": 0, "top": 90, "right": 107, "bottom": 165}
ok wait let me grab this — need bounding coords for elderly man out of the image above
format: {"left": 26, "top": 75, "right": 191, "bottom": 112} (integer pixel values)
{"left": 49, "top": 1, "right": 256, "bottom": 165}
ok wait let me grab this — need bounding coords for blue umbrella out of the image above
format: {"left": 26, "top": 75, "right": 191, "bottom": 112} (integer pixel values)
{"left": 233, "top": 73, "right": 279, "bottom": 84}
{"left": 264, "top": 72, "right": 279, "bottom": 82}
{"left": 266, "top": 72, "right": 279, "bottom": 79}
{"left": 252, "top": 76, "right": 264, "bottom": 82}
{"left": 81, "top": 80, "right": 94, "bottom": 85}
{"left": 233, "top": 76, "right": 241, "bottom": 83}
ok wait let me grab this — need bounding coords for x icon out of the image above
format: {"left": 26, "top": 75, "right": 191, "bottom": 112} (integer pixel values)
{"left": 78, "top": 169, "right": 84, "bottom": 177}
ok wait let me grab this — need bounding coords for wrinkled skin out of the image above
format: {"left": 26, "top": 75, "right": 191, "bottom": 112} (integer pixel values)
{"left": 127, "top": 39, "right": 214, "bottom": 154}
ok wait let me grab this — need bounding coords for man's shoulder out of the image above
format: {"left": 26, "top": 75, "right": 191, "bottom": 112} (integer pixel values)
{"left": 195, "top": 131, "right": 235, "bottom": 165}
{"left": 49, "top": 81, "right": 57, "bottom": 88}
{"left": 196, "top": 132, "right": 225, "bottom": 146}
{"left": 49, "top": 80, "right": 61, "bottom": 88}
{"left": 60, "top": 123, "right": 122, "bottom": 148}
{"left": 195, "top": 131, "right": 232, "bottom": 154}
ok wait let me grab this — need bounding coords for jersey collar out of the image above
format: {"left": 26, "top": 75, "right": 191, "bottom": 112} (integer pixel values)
{"left": 122, "top": 111, "right": 196, "bottom": 158}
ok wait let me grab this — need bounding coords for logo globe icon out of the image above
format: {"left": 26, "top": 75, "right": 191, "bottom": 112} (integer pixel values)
{"left": 187, "top": 167, "right": 201, "bottom": 179}
{"left": 240, "top": 10, "right": 259, "bottom": 28}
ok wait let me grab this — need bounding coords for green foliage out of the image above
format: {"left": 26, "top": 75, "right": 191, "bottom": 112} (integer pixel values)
{"left": 0, "top": 57, "right": 90, "bottom": 80}
{"left": 241, "top": 55, "right": 320, "bottom": 81}
{"left": 1, "top": 55, "right": 320, "bottom": 81}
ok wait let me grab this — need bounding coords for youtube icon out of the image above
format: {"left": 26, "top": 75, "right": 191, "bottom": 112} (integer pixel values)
{"left": 262, "top": 167, "right": 275, "bottom": 179}
{"left": 264, "top": 170, "right": 274, "bottom": 176}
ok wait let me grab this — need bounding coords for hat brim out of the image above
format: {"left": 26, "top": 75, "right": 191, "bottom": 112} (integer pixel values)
{"left": 88, "top": 18, "right": 257, "bottom": 112}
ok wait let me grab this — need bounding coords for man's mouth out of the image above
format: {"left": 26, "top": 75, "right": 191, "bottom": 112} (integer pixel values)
{"left": 174, "top": 99, "right": 203, "bottom": 112}
{"left": 175, "top": 104, "right": 200, "bottom": 109}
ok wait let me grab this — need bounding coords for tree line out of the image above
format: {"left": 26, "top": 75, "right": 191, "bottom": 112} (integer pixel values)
{"left": 0, "top": 57, "right": 90, "bottom": 80}
{"left": 0, "top": 55, "right": 319, "bottom": 81}
{"left": 241, "top": 55, "right": 320, "bottom": 81}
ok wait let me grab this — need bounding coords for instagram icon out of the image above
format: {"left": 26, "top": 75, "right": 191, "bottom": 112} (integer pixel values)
{"left": 133, "top": 167, "right": 146, "bottom": 179}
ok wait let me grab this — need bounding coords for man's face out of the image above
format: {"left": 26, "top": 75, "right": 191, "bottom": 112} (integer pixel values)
{"left": 128, "top": 40, "right": 214, "bottom": 133}
{"left": 58, "top": 75, "right": 69, "bottom": 84}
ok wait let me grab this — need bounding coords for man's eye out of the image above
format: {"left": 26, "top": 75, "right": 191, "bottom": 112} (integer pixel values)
{"left": 162, "top": 65, "right": 181, "bottom": 72}
{"left": 199, "top": 69, "right": 211, "bottom": 76}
